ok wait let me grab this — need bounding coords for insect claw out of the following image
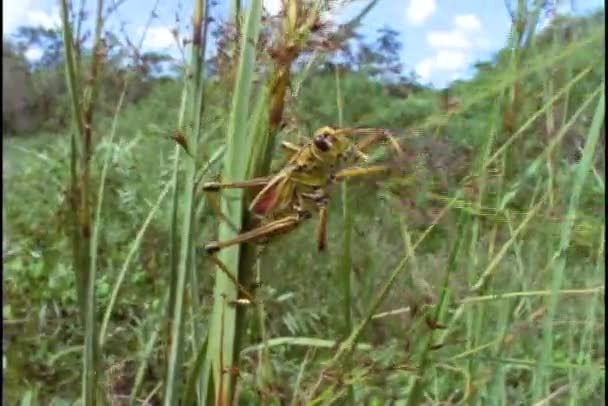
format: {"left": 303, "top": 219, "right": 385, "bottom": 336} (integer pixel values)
{"left": 204, "top": 242, "right": 221, "bottom": 254}
{"left": 202, "top": 182, "right": 221, "bottom": 191}
{"left": 353, "top": 149, "right": 369, "bottom": 162}
{"left": 297, "top": 210, "right": 312, "bottom": 220}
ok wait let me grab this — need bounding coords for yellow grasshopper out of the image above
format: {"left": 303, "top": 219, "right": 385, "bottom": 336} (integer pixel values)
{"left": 202, "top": 126, "right": 403, "bottom": 254}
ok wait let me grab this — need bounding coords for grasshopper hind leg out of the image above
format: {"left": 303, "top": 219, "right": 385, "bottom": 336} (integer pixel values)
{"left": 203, "top": 211, "right": 311, "bottom": 255}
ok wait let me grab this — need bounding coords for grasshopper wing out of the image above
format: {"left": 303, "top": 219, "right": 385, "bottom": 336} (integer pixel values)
{"left": 249, "top": 172, "right": 293, "bottom": 216}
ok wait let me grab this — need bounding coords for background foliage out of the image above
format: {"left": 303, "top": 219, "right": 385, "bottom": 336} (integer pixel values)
{"left": 3, "top": 1, "right": 605, "bottom": 404}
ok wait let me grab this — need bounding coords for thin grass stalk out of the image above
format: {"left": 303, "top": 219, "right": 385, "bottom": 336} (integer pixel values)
{"left": 466, "top": 90, "right": 503, "bottom": 397}
{"left": 128, "top": 291, "right": 168, "bottom": 406}
{"left": 83, "top": 0, "right": 105, "bottom": 402}
{"left": 306, "top": 193, "right": 464, "bottom": 400}
{"left": 202, "top": 1, "right": 264, "bottom": 403}
{"left": 99, "top": 177, "right": 172, "bottom": 346}
{"left": 245, "top": 86, "right": 273, "bottom": 394}
{"left": 59, "top": 0, "right": 86, "bottom": 318}
{"left": 241, "top": 337, "right": 372, "bottom": 354}
{"left": 167, "top": 80, "right": 190, "bottom": 349}
{"left": 86, "top": 53, "right": 127, "bottom": 406}
{"left": 232, "top": 94, "right": 272, "bottom": 343}
{"left": 571, "top": 226, "right": 605, "bottom": 402}
{"left": 542, "top": 19, "right": 567, "bottom": 208}
{"left": 501, "top": 84, "right": 602, "bottom": 209}
{"left": 73, "top": 0, "right": 87, "bottom": 74}
{"left": 487, "top": 283, "right": 520, "bottom": 400}
{"left": 81, "top": 0, "right": 105, "bottom": 343}
{"left": 232, "top": 0, "right": 241, "bottom": 37}
{"left": 252, "top": 252, "right": 274, "bottom": 401}
{"left": 163, "top": 0, "right": 209, "bottom": 404}
{"left": 59, "top": 0, "right": 105, "bottom": 402}
{"left": 534, "top": 89, "right": 605, "bottom": 400}
{"left": 290, "top": 349, "right": 313, "bottom": 406}
{"left": 183, "top": 334, "right": 210, "bottom": 405}
{"left": 421, "top": 191, "right": 548, "bottom": 400}
{"left": 334, "top": 66, "right": 352, "bottom": 337}
{"left": 185, "top": 1, "right": 211, "bottom": 400}
{"left": 458, "top": 286, "right": 605, "bottom": 304}
{"left": 467, "top": 8, "right": 529, "bottom": 395}
{"left": 335, "top": 64, "right": 355, "bottom": 403}
{"left": 450, "top": 355, "right": 603, "bottom": 372}
{"left": 166, "top": 15, "right": 205, "bottom": 336}
{"left": 96, "top": 4, "right": 168, "bottom": 346}
{"left": 406, "top": 214, "right": 467, "bottom": 406}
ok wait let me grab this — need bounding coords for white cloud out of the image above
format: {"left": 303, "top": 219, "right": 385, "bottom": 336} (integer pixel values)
{"left": 435, "top": 50, "right": 466, "bottom": 70}
{"left": 25, "top": 47, "right": 43, "bottom": 61}
{"left": 415, "top": 57, "right": 434, "bottom": 80}
{"left": 27, "top": 9, "right": 61, "bottom": 29}
{"left": 406, "top": 0, "right": 436, "bottom": 26}
{"left": 322, "top": 0, "right": 350, "bottom": 22}
{"left": 3, "top": 0, "right": 34, "bottom": 33}
{"left": 263, "top": 0, "right": 347, "bottom": 21}
{"left": 454, "top": 14, "right": 482, "bottom": 31}
{"left": 415, "top": 49, "right": 468, "bottom": 82}
{"left": 263, "top": 0, "right": 282, "bottom": 15}
{"left": 3, "top": 2, "right": 61, "bottom": 34}
{"left": 140, "top": 26, "right": 177, "bottom": 50}
{"left": 418, "top": 12, "right": 491, "bottom": 82}
{"left": 427, "top": 30, "right": 471, "bottom": 49}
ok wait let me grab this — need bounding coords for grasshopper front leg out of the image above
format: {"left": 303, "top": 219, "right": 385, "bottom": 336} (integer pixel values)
{"left": 200, "top": 176, "right": 274, "bottom": 233}
{"left": 354, "top": 129, "right": 403, "bottom": 157}
{"left": 281, "top": 141, "right": 301, "bottom": 155}
{"left": 333, "top": 165, "right": 392, "bottom": 181}
{"left": 202, "top": 176, "right": 274, "bottom": 192}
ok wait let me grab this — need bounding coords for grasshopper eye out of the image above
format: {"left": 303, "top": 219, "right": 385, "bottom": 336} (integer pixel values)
{"left": 314, "top": 136, "right": 331, "bottom": 151}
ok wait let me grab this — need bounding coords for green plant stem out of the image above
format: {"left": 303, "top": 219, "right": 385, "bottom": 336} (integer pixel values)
{"left": 534, "top": 88, "right": 605, "bottom": 399}
{"left": 163, "top": 1, "right": 209, "bottom": 404}
{"left": 202, "top": 1, "right": 263, "bottom": 404}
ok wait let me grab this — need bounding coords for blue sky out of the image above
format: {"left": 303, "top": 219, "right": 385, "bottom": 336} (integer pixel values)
{"left": 3, "top": 0, "right": 604, "bottom": 88}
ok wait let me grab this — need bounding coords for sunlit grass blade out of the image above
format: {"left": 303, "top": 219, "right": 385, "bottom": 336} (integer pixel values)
{"left": 534, "top": 88, "right": 605, "bottom": 400}
{"left": 59, "top": 0, "right": 106, "bottom": 403}
{"left": 335, "top": 64, "right": 355, "bottom": 403}
{"left": 201, "top": 1, "right": 264, "bottom": 404}
{"left": 163, "top": 0, "right": 210, "bottom": 404}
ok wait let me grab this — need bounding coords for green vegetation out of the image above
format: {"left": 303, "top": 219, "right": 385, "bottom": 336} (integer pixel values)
{"left": 3, "top": 1, "right": 605, "bottom": 404}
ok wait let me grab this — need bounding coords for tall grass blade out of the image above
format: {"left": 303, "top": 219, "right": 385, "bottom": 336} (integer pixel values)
{"left": 163, "top": 0, "right": 210, "bottom": 404}
{"left": 335, "top": 64, "right": 355, "bottom": 402}
{"left": 202, "top": 1, "right": 264, "bottom": 404}
{"left": 59, "top": 0, "right": 106, "bottom": 403}
{"left": 59, "top": 0, "right": 86, "bottom": 319}
{"left": 534, "top": 88, "right": 605, "bottom": 399}
{"left": 406, "top": 214, "right": 467, "bottom": 406}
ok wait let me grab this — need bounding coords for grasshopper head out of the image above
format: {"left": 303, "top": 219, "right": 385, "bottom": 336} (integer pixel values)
{"left": 312, "top": 126, "right": 351, "bottom": 157}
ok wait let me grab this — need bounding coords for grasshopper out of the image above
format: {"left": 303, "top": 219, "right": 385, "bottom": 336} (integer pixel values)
{"left": 202, "top": 126, "right": 403, "bottom": 254}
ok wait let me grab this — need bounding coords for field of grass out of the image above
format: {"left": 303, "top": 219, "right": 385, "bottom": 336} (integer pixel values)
{"left": 3, "top": 2, "right": 605, "bottom": 405}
